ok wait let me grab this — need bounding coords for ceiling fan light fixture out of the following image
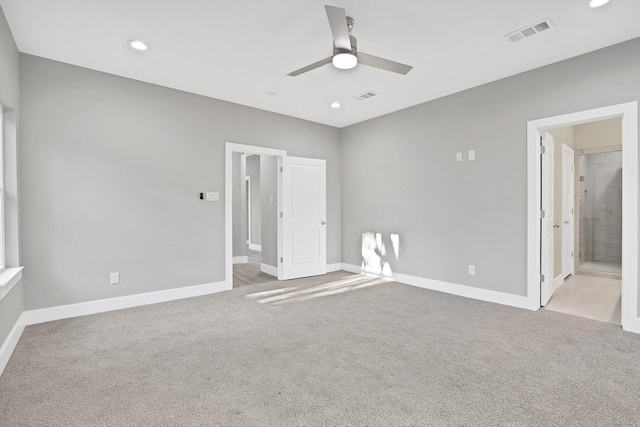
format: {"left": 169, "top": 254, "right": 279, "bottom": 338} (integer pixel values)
{"left": 332, "top": 52, "right": 357, "bottom": 70}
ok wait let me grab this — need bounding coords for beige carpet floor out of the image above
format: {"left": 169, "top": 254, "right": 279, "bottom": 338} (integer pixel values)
{"left": 1, "top": 271, "right": 640, "bottom": 426}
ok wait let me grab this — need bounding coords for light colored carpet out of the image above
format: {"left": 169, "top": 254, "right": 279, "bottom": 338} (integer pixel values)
{"left": 2, "top": 271, "right": 640, "bottom": 426}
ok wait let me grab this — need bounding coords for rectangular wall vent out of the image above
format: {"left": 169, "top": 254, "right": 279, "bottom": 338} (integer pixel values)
{"left": 354, "top": 90, "right": 379, "bottom": 101}
{"left": 505, "top": 18, "right": 554, "bottom": 43}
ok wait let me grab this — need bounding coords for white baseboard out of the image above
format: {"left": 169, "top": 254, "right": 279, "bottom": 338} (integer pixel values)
{"left": 248, "top": 244, "right": 262, "bottom": 251}
{"left": 0, "top": 313, "right": 25, "bottom": 378}
{"left": 341, "top": 263, "right": 361, "bottom": 274}
{"left": 623, "top": 316, "right": 640, "bottom": 334}
{"left": 233, "top": 256, "right": 248, "bottom": 264}
{"left": 341, "top": 263, "right": 537, "bottom": 310}
{"left": 326, "top": 263, "right": 342, "bottom": 273}
{"left": 23, "top": 280, "right": 231, "bottom": 326}
{"left": 260, "top": 263, "right": 278, "bottom": 277}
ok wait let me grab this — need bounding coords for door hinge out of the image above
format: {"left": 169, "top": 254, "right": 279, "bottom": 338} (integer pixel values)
{"left": 540, "top": 146, "right": 546, "bottom": 154}
{"left": 540, "top": 274, "right": 545, "bottom": 283}
{"left": 280, "top": 166, "right": 283, "bottom": 172}
{"left": 540, "top": 210, "right": 546, "bottom": 218}
{"left": 280, "top": 212, "right": 283, "bottom": 218}
{"left": 571, "top": 251, "right": 574, "bottom": 258}
{"left": 280, "top": 257, "right": 283, "bottom": 263}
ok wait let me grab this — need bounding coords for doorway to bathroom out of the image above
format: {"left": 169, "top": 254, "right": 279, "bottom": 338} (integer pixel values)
{"left": 527, "top": 102, "right": 639, "bottom": 332}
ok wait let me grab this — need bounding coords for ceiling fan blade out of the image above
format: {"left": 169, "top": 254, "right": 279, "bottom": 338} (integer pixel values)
{"left": 325, "top": 5, "right": 351, "bottom": 50}
{"left": 358, "top": 53, "right": 413, "bottom": 75}
{"left": 287, "top": 56, "right": 333, "bottom": 76}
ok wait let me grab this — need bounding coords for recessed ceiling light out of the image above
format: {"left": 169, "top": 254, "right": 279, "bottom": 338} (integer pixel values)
{"left": 589, "top": 0, "right": 610, "bottom": 7}
{"left": 129, "top": 40, "right": 148, "bottom": 51}
{"left": 331, "top": 102, "right": 341, "bottom": 109}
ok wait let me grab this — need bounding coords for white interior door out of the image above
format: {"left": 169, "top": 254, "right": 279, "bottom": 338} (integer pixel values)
{"left": 281, "top": 156, "right": 326, "bottom": 280}
{"left": 541, "top": 131, "right": 555, "bottom": 306}
{"left": 562, "top": 144, "right": 575, "bottom": 278}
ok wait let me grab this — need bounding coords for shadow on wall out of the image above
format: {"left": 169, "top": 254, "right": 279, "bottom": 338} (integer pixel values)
{"left": 361, "top": 232, "right": 400, "bottom": 278}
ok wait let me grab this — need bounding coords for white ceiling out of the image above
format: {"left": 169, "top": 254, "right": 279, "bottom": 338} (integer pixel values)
{"left": 2, "top": 0, "right": 640, "bottom": 128}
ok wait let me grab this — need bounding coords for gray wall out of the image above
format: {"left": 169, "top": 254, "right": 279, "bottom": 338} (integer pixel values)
{"left": 246, "top": 155, "right": 261, "bottom": 246}
{"left": 0, "top": 6, "right": 23, "bottom": 349}
{"left": 260, "top": 156, "right": 278, "bottom": 268}
{"left": 341, "top": 37, "right": 640, "bottom": 300}
{"left": 232, "top": 152, "right": 247, "bottom": 258}
{"left": 20, "top": 54, "right": 341, "bottom": 310}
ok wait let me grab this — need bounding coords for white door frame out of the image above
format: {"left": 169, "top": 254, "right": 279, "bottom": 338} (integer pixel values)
{"left": 225, "top": 142, "right": 286, "bottom": 286}
{"left": 526, "top": 101, "right": 639, "bottom": 332}
{"left": 245, "top": 176, "right": 251, "bottom": 245}
{"left": 561, "top": 143, "right": 575, "bottom": 279}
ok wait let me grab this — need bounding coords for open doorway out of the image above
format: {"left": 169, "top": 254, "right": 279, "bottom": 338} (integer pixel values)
{"left": 526, "top": 102, "right": 639, "bottom": 333}
{"left": 541, "top": 118, "right": 622, "bottom": 324}
{"left": 225, "top": 142, "right": 329, "bottom": 290}
{"left": 232, "top": 152, "right": 280, "bottom": 288}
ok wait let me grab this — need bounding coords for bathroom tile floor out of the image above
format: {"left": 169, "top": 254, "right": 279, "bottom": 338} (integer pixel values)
{"left": 543, "top": 274, "right": 621, "bottom": 325}
{"left": 579, "top": 261, "right": 622, "bottom": 275}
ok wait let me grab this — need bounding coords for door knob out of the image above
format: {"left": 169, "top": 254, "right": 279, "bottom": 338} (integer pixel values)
{"left": 564, "top": 220, "right": 570, "bottom": 224}
{"left": 321, "top": 221, "right": 326, "bottom": 225}
{"left": 553, "top": 223, "right": 560, "bottom": 228}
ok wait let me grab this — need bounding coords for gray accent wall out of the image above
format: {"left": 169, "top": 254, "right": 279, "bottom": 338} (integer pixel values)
{"left": 20, "top": 54, "right": 341, "bottom": 310}
{"left": 0, "top": 6, "right": 23, "bottom": 350}
{"left": 341, "top": 38, "right": 640, "bottom": 300}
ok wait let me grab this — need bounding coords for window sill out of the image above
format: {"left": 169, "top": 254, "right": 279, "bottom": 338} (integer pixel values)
{"left": 0, "top": 267, "right": 23, "bottom": 301}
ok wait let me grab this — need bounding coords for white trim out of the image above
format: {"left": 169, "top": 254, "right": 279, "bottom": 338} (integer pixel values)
{"left": 0, "top": 312, "right": 25, "bottom": 377}
{"left": 326, "top": 263, "right": 342, "bottom": 273}
{"left": 226, "top": 143, "right": 286, "bottom": 285}
{"left": 23, "top": 280, "right": 230, "bottom": 326}
{"left": 260, "top": 263, "right": 278, "bottom": 277}
{"left": 245, "top": 175, "right": 252, "bottom": 245}
{"left": 0, "top": 267, "right": 23, "bottom": 301}
{"left": 233, "top": 256, "right": 248, "bottom": 264}
{"left": 527, "top": 102, "right": 639, "bottom": 332}
{"left": 248, "top": 244, "right": 262, "bottom": 251}
{"left": 341, "top": 263, "right": 536, "bottom": 310}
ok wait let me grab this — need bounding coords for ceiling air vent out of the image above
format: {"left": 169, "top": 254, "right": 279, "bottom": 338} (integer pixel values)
{"left": 354, "top": 90, "right": 379, "bottom": 101}
{"left": 505, "top": 18, "right": 554, "bottom": 43}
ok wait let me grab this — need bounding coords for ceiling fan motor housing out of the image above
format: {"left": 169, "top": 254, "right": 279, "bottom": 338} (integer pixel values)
{"left": 333, "top": 34, "right": 358, "bottom": 57}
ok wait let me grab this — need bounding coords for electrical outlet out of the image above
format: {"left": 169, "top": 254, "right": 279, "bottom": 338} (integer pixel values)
{"left": 206, "top": 192, "right": 219, "bottom": 202}
{"left": 468, "top": 265, "right": 476, "bottom": 276}
{"left": 110, "top": 272, "right": 120, "bottom": 285}
{"left": 468, "top": 150, "right": 476, "bottom": 161}
{"left": 456, "top": 152, "right": 462, "bottom": 162}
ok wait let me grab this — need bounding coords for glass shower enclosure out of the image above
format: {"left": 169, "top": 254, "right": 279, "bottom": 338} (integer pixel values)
{"left": 578, "top": 150, "right": 622, "bottom": 275}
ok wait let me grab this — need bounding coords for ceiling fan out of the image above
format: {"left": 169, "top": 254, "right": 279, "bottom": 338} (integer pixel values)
{"left": 287, "top": 5, "right": 413, "bottom": 77}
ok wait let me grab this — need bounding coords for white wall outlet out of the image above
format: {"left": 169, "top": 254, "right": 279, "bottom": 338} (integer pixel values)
{"left": 206, "top": 192, "right": 219, "bottom": 202}
{"left": 456, "top": 152, "right": 463, "bottom": 162}
{"left": 270, "top": 195, "right": 274, "bottom": 203}
{"left": 468, "top": 265, "right": 476, "bottom": 276}
{"left": 468, "top": 150, "right": 476, "bottom": 161}
{"left": 110, "top": 272, "right": 120, "bottom": 285}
